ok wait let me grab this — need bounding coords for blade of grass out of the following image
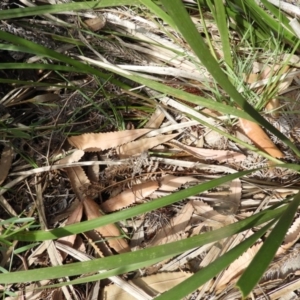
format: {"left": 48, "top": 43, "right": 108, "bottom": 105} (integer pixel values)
{"left": 0, "top": 62, "right": 83, "bottom": 73}
{"left": 80, "top": 55, "right": 277, "bottom": 122}
{"left": 35, "top": 258, "right": 170, "bottom": 289}
{"left": 41, "top": 215, "right": 275, "bottom": 290}
{"left": 260, "top": 0, "right": 293, "bottom": 34}
{"left": 0, "top": 30, "right": 256, "bottom": 122}
{"left": 198, "top": 3, "right": 217, "bottom": 59}
{"left": 236, "top": 190, "right": 300, "bottom": 297}
{"left": 0, "top": 0, "right": 141, "bottom": 20}
{"left": 134, "top": 0, "right": 176, "bottom": 29}
{"left": 157, "top": 0, "right": 300, "bottom": 156}
{"left": 210, "top": 0, "right": 233, "bottom": 68}
{"left": 1, "top": 28, "right": 292, "bottom": 141}
{"left": 155, "top": 218, "right": 277, "bottom": 300}
{"left": 242, "top": 0, "right": 296, "bottom": 45}
{"left": 7, "top": 169, "right": 257, "bottom": 241}
{"left": 8, "top": 162, "right": 300, "bottom": 242}
{"left": 225, "top": 4, "right": 268, "bottom": 43}
{"left": 0, "top": 202, "right": 289, "bottom": 284}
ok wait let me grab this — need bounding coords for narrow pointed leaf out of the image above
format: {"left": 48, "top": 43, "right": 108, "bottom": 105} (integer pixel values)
{"left": 236, "top": 191, "right": 300, "bottom": 297}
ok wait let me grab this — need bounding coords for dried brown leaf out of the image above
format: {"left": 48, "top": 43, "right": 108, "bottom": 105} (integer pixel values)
{"left": 65, "top": 166, "right": 90, "bottom": 202}
{"left": 55, "top": 150, "right": 84, "bottom": 164}
{"left": 215, "top": 243, "right": 262, "bottom": 293}
{"left": 227, "top": 178, "right": 241, "bottom": 214}
{"left": 170, "top": 141, "right": 245, "bottom": 163}
{"left": 84, "top": 15, "right": 106, "bottom": 31}
{"left": 68, "top": 129, "right": 151, "bottom": 151}
{"left": 159, "top": 174, "right": 200, "bottom": 192}
{"left": 83, "top": 197, "right": 130, "bottom": 253}
{"left": 200, "top": 148, "right": 245, "bottom": 162}
{"left": 144, "top": 107, "right": 165, "bottom": 129}
{"left": 57, "top": 202, "right": 83, "bottom": 260}
{"left": 117, "top": 133, "right": 178, "bottom": 158}
{"left": 277, "top": 217, "right": 300, "bottom": 255}
{"left": 239, "top": 118, "right": 284, "bottom": 158}
{"left": 50, "top": 289, "right": 63, "bottom": 300}
{"left": 101, "top": 181, "right": 159, "bottom": 213}
{"left": 0, "top": 144, "right": 14, "bottom": 185}
{"left": 188, "top": 200, "right": 237, "bottom": 233}
{"left": 265, "top": 98, "right": 280, "bottom": 117}
{"left": 87, "top": 153, "right": 99, "bottom": 183}
{"left": 102, "top": 271, "right": 192, "bottom": 300}
{"left": 148, "top": 201, "right": 194, "bottom": 247}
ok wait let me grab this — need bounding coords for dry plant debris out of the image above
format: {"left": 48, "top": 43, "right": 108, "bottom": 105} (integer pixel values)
{"left": 2, "top": 1, "right": 300, "bottom": 300}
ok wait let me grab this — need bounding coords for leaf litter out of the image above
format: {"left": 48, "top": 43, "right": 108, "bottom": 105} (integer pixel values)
{"left": 1, "top": 2, "right": 300, "bottom": 300}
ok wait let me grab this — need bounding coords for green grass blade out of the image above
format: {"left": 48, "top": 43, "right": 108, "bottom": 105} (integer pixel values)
{"left": 0, "top": 0, "right": 140, "bottom": 20}
{"left": 214, "top": 0, "right": 233, "bottom": 68}
{"left": 0, "top": 203, "right": 289, "bottom": 284}
{"left": 236, "top": 190, "right": 300, "bottom": 297}
{"left": 260, "top": 0, "right": 293, "bottom": 34}
{"left": 158, "top": 0, "right": 300, "bottom": 156}
{"left": 8, "top": 170, "right": 256, "bottom": 241}
{"left": 36, "top": 259, "right": 169, "bottom": 289}
{"left": 155, "top": 218, "right": 277, "bottom": 300}
{"left": 243, "top": 0, "right": 296, "bottom": 45}
{"left": 2, "top": 26, "right": 294, "bottom": 144}
{"left": 0, "top": 62, "right": 81, "bottom": 73}
{"left": 0, "top": 30, "right": 129, "bottom": 89}
{"left": 136, "top": 0, "right": 176, "bottom": 29}
{"left": 0, "top": 30, "right": 248, "bottom": 121}
{"left": 225, "top": 5, "right": 268, "bottom": 43}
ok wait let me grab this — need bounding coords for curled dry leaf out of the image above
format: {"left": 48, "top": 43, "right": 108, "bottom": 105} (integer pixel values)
{"left": 101, "top": 181, "right": 159, "bottom": 212}
{"left": 83, "top": 197, "right": 130, "bottom": 253}
{"left": 55, "top": 150, "right": 84, "bottom": 165}
{"left": 68, "top": 129, "right": 151, "bottom": 151}
{"left": 0, "top": 144, "right": 14, "bottom": 185}
{"left": 239, "top": 118, "right": 284, "bottom": 158}
{"left": 102, "top": 271, "right": 192, "bottom": 300}
{"left": 117, "top": 133, "right": 178, "bottom": 158}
